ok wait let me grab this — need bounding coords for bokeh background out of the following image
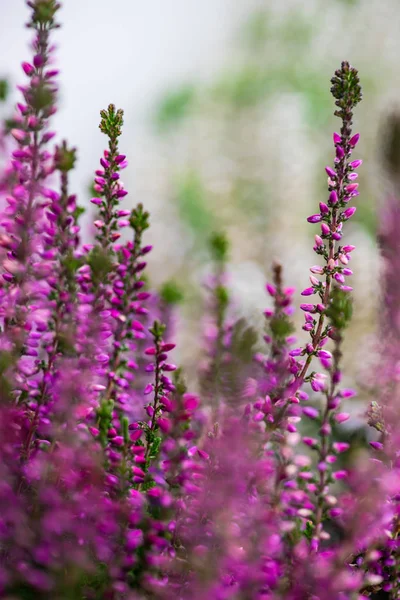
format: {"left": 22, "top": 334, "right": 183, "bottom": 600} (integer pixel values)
{"left": 1, "top": 0, "right": 399, "bottom": 418}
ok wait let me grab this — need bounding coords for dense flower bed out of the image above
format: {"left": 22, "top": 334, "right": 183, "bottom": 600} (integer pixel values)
{"left": 0, "top": 2, "right": 399, "bottom": 599}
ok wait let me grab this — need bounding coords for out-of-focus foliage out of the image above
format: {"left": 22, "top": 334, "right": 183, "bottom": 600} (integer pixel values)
{"left": 0, "top": 78, "right": 8, "bottom": 101}
{"left": 155, "top": 84, "right": 196, "bottom": 132}
{"left": 174, "top": 169, "right": 215, "bottom": 241}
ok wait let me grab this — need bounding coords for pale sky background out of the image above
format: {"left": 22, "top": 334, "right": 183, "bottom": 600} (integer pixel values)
{"left": 0, "top": 0, "right": 260, "bottom": 200}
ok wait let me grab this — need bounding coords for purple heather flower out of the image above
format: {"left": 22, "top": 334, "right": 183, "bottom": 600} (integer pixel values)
{"left": 336, "top": 145, "right": 345, "bottom": 159}
{"left": 349, "top": 159, "right": 362, "bottom": 169}
{"left": 303, "top": 406, "right": 319, "bottom": 419}
{"left": 333, "top": 132, "right": 341, "bottom": 144}
{"left": 329, "top": 190, "right": 338, "bottom": 205}
{"left": 334, "top": 412, "right": 350, "bottom": 423}
{"left": 300, "top": 303, "right": 315, "bottom": 312}
{"left": 342, "top": 206, "right": 357, "bottom": 220}
{"left": 301, "top": 287, "right": 315, "bottom": 296}
{"left": 319, "top": 202, "right": 329, "bottom": 215}
{"left": 349, "top": 132, "right": 360, "bottom": 147}
{"left": 325, "top": 166, "right": 336, "bottom": 178}
{"left": 321, "top": 222, "right": 330, "bottom": 235}
{"left": 307, "top": 214, "right": 322, "bottom": 223}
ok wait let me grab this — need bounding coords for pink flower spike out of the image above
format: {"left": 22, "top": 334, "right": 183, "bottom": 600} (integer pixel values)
{"left": 369, "top": 441, "right": 383, "bottom": 451}
{"left": 336, "top": 145, "right": 345, "bottom": 159}
{"left": 314, "top": 234, "right": 324, "bottom": 247}
{"left": 11, "top": 129, "right": 28, "bottom": 143}
{"left": 310, "top": 265, "right": 324, "bottom": 274}
{"left": 321, "top": 223, "right": 330, "bottom": 236}
{"left": 349, "top": 133, "right": 360, "bottom": 147}
{"left": 144, "top": 347, "right": 156, "bottom": 355}
{"left": 131, "top": 320, "right": 144, "bottom": 332}
{"left": 325, "top": 166, "right": 336, "bottom": 178}
{"left": 334, "top": 412, "right": 350, "bottom": 424}
{"left": 183, "top": 393, "right": 199, "bottom": 410}
{"left": 303, "top": 437, "right": 318, "bottom": 447}
{"left": 333, "top": 132, "right": 341, "bottom": 144}
{"left": 266, "top": 283, "right": 276, "bottom": 296}
{"left": 22, "top": 61, "right": 34, "bottom": 76}
{"left": 334, "top": 272, "right": 345, "bottom": 284}
{"left": 157, "top": 417, "right": 172, "bottom": 434}
{"left": 333, "top": 470, "right": 348, "bottom": 480}
{"left": 300, "top": 304, "right": 315, "bottom": 312}
{"left": 342, "top": 206, "right": 356, "bottom": 220}
{"left": 33, "top": 54, "right": 44, "bottom": 68}
{"left": 301, "top": 287, "right": 315, "bottom": 296}
{"left": 307, "top": 214, "right": 322, "bottom": 224}
{"left": 303, "top": 406, "right": 319, "bottom": 419}
{"left": 289, "top": 348, "right": 303, "bottom": 357}
{"left": 349, "top": 159, "right": 362, "bottom": 169}
{"left": 311, "top": 374, "right": 327, "bottom": 392}
{"left": 333, "top": 442, "right": 350, "bottom": 453}
{"left": 329, "top": 190, "right": 338, "bottom": 205}
{"left": 340, "top": 388, "right": 356, "bottom": 398}
{"left": 284, "top": 286, "right": 296, "bottom": 295}
{"left": 161, "top": 343, "right": 176, "bottom": 352}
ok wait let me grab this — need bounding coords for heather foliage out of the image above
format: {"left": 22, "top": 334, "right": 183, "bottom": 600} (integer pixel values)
{"left": 0, "top": 2, "right": 399, "bottom": 600}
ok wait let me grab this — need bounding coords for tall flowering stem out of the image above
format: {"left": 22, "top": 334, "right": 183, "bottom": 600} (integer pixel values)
{"left": 93, "top": 104, "right": 127, "bottom": 249}
{"left": 104, "top": 204, "right": 151, "bottom": 411}
{"left": 142, "top": 320, "right": 177, "bottom": 474}
{"left": 88, "top": 105, "right": 131, "bottom": 443}
{"left": 293, "top": 61, "right": 362, "bottom": 393}
{"left": 312, "top": 286, "right": 353, "bottom": 545}
{"left": 281, "top": 62, "right": 362, "bottom": 547}
{"left": 0, "top": 0, "right": 59, "bottom": 368}
{"left": 200, "top": 232, "right": 230, "bottom": 414}
{"left": 20, "top": 141, "right": 79, "bottom": 462}
{"left": 261, "top": 262, "right": 296, "bottom": 428}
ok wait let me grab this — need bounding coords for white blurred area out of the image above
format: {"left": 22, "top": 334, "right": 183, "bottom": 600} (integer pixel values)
{"left": 0, "top": 0, "right": 258, "bottom": 202}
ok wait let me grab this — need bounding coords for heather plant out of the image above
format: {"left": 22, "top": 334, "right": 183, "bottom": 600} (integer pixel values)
{"left": 1, "top": 2, "right": 400, "bottom": 599}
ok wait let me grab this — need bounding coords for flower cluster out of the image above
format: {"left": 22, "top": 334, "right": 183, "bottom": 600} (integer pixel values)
{"left": 0, "top": 4, "right": 400, "bottom": 600}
